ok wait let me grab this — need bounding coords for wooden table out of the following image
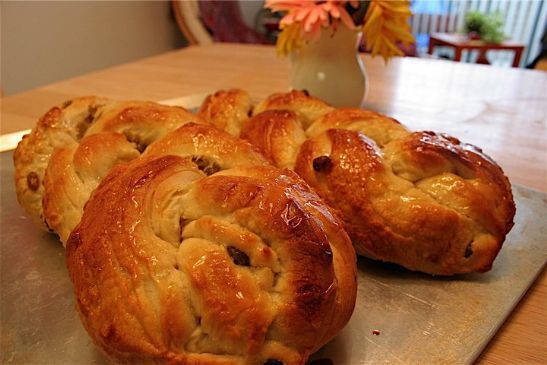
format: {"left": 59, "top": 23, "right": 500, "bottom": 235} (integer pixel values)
{"left": 428, "top": 32, "right": 526, "bottom": 67}
{"left": 1, "top": 44, "right": 546, "bottom": 364}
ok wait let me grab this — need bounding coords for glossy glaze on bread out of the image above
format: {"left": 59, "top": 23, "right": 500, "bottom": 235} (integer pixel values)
{"left": 201, "top": 89, "right": 516, "bottom": 275}
{"left": 14, "top": 97, "right": 357, "bottom": 364}
{"left": 66, "top": 156, "right": 357, "bottom": 364}
{"left": 14, "top": 97, "right": 203, "bottom": 232}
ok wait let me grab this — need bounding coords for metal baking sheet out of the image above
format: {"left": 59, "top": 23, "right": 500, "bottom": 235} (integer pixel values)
{"left": 1, "top": 148, "right": 546, "bottom": 365}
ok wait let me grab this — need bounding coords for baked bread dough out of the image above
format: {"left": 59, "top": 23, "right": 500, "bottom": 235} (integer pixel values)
{"left": 295, "top": 129, "right": 514, "bottom": 274}
{"left": 200, "top": 89, "right": 516, "bottom": 275}
{"left": 15, "top": 97, "right": 357, "bottom": 364}
{"left": 14, "top": 97, "right": 203, "bottom": 231}
{"left": 14, "top": 97, "right": 108, "bottom": 230}
{"left": 66, "top": 155, "right": 357, "bottom": 365}
{"left": 42, "top": 121, "right": 269, "bottom": 245}
{"left": 253, "top": 90, "right": 334, "bottom": 129}
{"left": 240, "top": 110, "right": 306, "bottom": 170}
{"left": 43, "top": 132, "right": 140, "bottom": 243}
{"left": 198, "top": 89, "right": 253, "bottom": 136}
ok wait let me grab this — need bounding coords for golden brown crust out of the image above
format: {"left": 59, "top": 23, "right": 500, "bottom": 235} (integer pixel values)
{"left": 240, "top": 110, "right": 307, "bottom": 170}
{"left": 14, "top": 97, "right": 205, "bottom": 234}
{"left": 42, "top": 132, "right": 140, "bottom": 244}
{"left": 295, "top": 129, "right": 515, "bottom": 275}
{"left": 198, "top": 89, "right": 252, "bottom": 136}
{"left": 144, "top": 123, "right": 269, "bottom": 170}
{"left": 306, "top": 108, "right": 410, "bottom": 146}
{"left": 41, "top": 122, "right": 269, "bottom": 246}
{"left": 241, "top": 90, "right": 516, "bottom": 275}
{"left": 85, "top": 101, "right": 205, "bottom": 148}
{"left": 15, "top": 95, "right": 357, "bottom": 364}
{"left": 385, "top": 131, "right": 515, "bottom": 239}
{"left": 13, "top": 96, "right": 110, "bottom": 230}
{"left": 66, "top": 156, "right": 356, "bottom": 365}
{"left": 253, "top": 90, "right": 334, "bottom": 129}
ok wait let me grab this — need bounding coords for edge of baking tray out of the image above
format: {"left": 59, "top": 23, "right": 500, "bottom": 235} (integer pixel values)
{"left": 470, "top": 253, "right": 546, "bottom": 364}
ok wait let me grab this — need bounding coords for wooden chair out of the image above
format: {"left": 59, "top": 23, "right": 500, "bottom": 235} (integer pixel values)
{"left": 172, "top": 0, "right": 213, "bottom": 45}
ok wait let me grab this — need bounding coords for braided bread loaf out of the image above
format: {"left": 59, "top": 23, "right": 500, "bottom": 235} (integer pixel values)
{"left": 14, "top": 97, "right": 357, "bottom": 364}
{"left": 67, "top": 156, "right": 356, "bottom": 364}
{"left": 14, "top": 97, "right": 204, "bottom": 233}
{"left": 199, "top": 89, "right": 516, "bottom": 275}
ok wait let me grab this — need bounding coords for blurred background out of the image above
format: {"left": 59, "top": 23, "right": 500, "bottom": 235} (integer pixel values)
{"left": 1, "top": 0, "right": 546, "bottom": 96}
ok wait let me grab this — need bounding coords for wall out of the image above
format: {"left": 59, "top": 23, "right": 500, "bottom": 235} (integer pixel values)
{"left": 239, "top": 0, "right": 265, "bottom": 30}
{"left": 1, "top": 1, "right": 185, "bottom": 96}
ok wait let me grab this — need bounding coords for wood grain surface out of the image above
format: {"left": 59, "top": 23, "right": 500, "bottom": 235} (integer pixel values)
{"left": 1, "top": 44, "right": 546, "bottom": 364}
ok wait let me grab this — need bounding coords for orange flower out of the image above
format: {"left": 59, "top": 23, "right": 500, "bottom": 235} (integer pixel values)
{"left": 266, "top": 0, "right": 355, "bottom": 42}
{"left": 267, "top": 0, "right": 414, "bottom": 61}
